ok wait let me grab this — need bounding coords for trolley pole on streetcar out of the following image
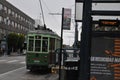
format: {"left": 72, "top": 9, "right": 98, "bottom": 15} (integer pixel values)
{"left": 79, "top": 0, "right": 92, "bottom": 80}
{"left": 59, "top": 8, "right": 64, "bottom": 80}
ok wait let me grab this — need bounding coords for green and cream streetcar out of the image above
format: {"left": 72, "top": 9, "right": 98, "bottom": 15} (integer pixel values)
{"left": 26, "top": 27, "right": 60, "bottom": 71}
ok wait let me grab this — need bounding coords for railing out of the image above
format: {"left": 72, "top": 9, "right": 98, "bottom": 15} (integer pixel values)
{"left": 55, "top": 48, "right": 80, "bottom": 65}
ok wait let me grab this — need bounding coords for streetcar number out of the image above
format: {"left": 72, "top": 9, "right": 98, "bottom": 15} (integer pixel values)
{"left": 34, "top": 60, "right": 40, "bottom": 63}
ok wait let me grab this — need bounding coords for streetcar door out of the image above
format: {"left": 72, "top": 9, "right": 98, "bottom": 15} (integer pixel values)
{"left": 49, "top": 38, "right": 55, "bottom": 64}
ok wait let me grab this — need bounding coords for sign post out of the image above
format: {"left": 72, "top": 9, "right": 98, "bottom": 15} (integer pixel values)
{"left": 59, "top": 8, "right": 64, "bottom": 80}
{"left": 79, "top": 0, "right": 92, "bottom": 80}
{"left": 76, "top": 0, "right": 120, "bottom": 80}
{"left": 59, "top": 8, "right": 71, "bottom": 80}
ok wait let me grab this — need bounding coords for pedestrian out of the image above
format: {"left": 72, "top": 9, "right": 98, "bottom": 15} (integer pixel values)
{"left": 1, "top": 45, "right": 5, "bottom": 55}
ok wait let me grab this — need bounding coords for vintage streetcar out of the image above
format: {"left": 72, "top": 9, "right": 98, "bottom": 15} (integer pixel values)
{"left": 26, "top": 27, "right": 60, "bottom": 71}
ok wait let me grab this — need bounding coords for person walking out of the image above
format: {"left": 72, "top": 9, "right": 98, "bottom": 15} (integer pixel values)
{"left": 1, "top": 44, "right": 5, "bottom": 56}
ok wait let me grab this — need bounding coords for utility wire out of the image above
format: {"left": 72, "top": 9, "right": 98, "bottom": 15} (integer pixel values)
{"left": 42, "top": 0, "right": 60, "bottom": 27}
{"left": 38, "top": 0, "right": 46, "bottom": 26}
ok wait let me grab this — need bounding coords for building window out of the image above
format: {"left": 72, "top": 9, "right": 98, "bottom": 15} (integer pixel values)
{"left": 18, "top": 15, "right": 20, "bottom": 19}
{"left": 15, "top": 13, "right": 17, "bottom": 18}
{"left": 23, "top": 18, "right": 25, "bottom": 21}
{"left": 21, "top": 26, "right": 23, "bottom": 30}
{"left": 12, "top": 11, "right": 14, "bottom": 16}
{"left": 3, "top": 6, "right": 7, "bottom": 13}
{"left": 20, "top": 17, "right": 22, "bottom": 20}
{"left": 0, "top": 16, "right": 2, "bottom": 22}
{"left": 8, "top": 9, "right": 11, "bottom": 14}
{"left": 0, "top": 4, "right": 3, "bottom": 10}
{"left": 18, "top": 24, "right": 20, "bottom": 28}
{"left": 4, "top": 18, "right": 7, "bottom": 24}
{"left": 15, "top": 22, "right": 17, "bottom": 28}
{"left": 7, "top": 19, "right": 10, "bottom": 25}
{"left": 12, "top": 21, "right": 14, "bottom": 27}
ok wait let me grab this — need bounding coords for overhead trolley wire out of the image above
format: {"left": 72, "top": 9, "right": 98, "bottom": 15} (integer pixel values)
{"left": 42, "top": 0, "right": 61, "bottom": 27}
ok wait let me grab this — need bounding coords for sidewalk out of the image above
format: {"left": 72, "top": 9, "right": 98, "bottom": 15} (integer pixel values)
{"left": 10, "top": 52, "right": 23, "bottom": 56}
{"left": 0, "top": 52, "right": 24, "bottom": 57}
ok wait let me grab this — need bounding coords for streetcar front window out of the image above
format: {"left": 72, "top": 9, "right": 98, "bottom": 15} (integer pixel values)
{"left": 35, "top": 35, "right": 41, "bottom": 52}
{"left": 35, "top": 40, "right": 41, "bottom": 51}
{"left": 28, "top": 40, "right": 34, "bottom": 51}
{"left": 28, "top": 36, "right": 34, "bottom": 51}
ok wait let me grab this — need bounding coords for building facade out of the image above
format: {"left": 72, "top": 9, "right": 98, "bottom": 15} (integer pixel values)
{"left": 0, "top": 0, "right": 35, "bottom": 40}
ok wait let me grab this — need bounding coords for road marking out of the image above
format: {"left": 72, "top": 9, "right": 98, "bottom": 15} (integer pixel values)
{"left": 0, "top": 59, "right": 25, "bottom": 64}
{"left": 6, "top": 60, "right": 19, "bottom": 63}
{"left": 0, "top": 60, "right": 7, "bottom": 62}
{"left": 0, "top": 67, "right": 25, "bottom": 77}
{"left": 20, "top": 61, "right": 26, "bottom": 64}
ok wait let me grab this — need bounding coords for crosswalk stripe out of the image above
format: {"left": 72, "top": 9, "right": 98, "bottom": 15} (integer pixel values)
{"left": 6, "top": 60, "right": 19, "bottom": 63}
{"left": 20, "top": 61, "right": 26, "bottom": 64}
{"left": 0, "top": 60, "right": 7, "bottom": 62}
{"left": 0, "top": 67, "right": 25, "bottom": 77}
{"left": 0, "top": 59, "right": 25, "bottom": 64}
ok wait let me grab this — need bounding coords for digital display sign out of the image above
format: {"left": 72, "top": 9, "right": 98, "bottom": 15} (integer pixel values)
{"left": 99, "top": 20, "right": 119, "bottom": 27}
{"left": 91, "top": 37, "right": 120, "bottom": 80}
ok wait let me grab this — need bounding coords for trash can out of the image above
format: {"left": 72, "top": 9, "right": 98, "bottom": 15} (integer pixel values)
{"left": 65, "top": 59, "right": 79, "bottom": 80}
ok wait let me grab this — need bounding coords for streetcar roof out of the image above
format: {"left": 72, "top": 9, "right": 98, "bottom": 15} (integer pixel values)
{"left": 27, "top": 29, "right": 60, "bottom": 38}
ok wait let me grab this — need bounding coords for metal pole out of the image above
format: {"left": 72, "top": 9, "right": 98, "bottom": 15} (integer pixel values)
{"left": 74, "top": 22, "right": 78, "bottom": 48}
{"left": 79, "top": 0, "right": 92, "bottom": 80}
{"left": 59, "top": 8, "right": 64, "bottom": 80}
{"left": 73, "top": 22, "right": 78, "bottom": 57}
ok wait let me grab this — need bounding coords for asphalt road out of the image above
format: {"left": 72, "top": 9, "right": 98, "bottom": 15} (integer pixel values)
{"left": 0, "top": 55, "right": 58, "bottom": 80}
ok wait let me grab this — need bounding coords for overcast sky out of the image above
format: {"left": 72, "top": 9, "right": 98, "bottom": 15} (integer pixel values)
{"left": 6, "top": 0, "right": 79, "bottom": 46}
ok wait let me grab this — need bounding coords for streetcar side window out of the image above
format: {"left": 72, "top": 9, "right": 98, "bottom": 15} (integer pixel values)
{"left": 42, "top": 37, "right": 48, "bottom": 52}
{"left": 28, "top": 36, "right": 34, "bottom": 51}
{"left": 35, "top": 36, "right": 41, "bottom": 52}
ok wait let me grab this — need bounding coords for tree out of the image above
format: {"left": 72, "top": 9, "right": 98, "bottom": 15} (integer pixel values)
{"left": 7, "top": 33, "right": 18, "bottom": 52}
{"left": 17, "top": 34, "right": 25, "bottom": 52}
{"left": 7, "top": 33, "right": 25, "bottom": 53}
